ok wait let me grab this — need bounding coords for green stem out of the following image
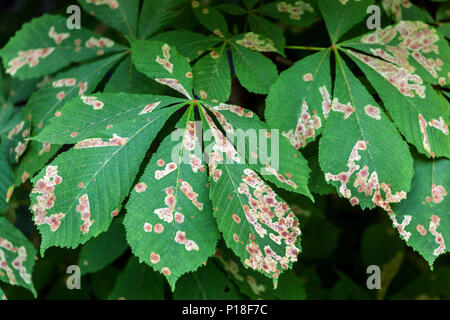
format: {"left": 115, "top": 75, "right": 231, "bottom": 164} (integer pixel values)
{"left": 285, "top": 45, "right": 326, "bottom": 51}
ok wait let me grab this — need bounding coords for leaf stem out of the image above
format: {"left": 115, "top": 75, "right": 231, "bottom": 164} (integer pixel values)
{"left": 285, "top": 45, "right": 326, "bottom": 51}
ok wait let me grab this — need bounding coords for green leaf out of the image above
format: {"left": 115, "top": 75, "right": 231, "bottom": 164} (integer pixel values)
{"left": 436, "top": 2, "right": 450, "bottom": 21}
{"left": 265, "top": 50, "right": 331, "bottom": 149}
{"left": 205, "top": 103, "right": 312, "bottom": 198}
{"left": 108, "top": 257, "right": 165, "bottom": 300}
{"left": 248, "top": 14, "right": 286, "bottom": 55}
{"left": 256, "top": 0, "right": 318, "bottom": 27}
{"left": 319, "top": 51, "right": 413, "bottom": 210}
{"left": 242, "top": 0, "right": 260, "bottom": 10}
{"left": 25, "top": 53, "right": 125, "bottom": 134}
{"left": 230, "top": 42, "right": 278, "bottom": 94}
{"left": 2, "top": 110, "right": 30, "bottom": 164}
{"left": 152, "top": 30, "right": 222, "bottom": 61}
{"left": 14, "top": 53, "right": 124, "bottom": 186}
{"left": 390, "top": 156, "right": 449, "bottom": 267}
{"left": 0, "top": 70, "right": 4, "bottom": 102}
{"left": 90, "top": 266, "right": 120, "bottom": 299}
{"left": 344, "top": 48, "right": 450, "bottom": 159}
{"left": 0, "top": 217, "right": 37, "bottom": 296}
{"left": 78, "top": 0, "right": 139, "bottom": 37}
{"left": 138, "top": 0, "right": 187, "bottom": 39}
{"left": 361, "top": 221, "right": 405, "bottom": 299}
{"left": 215, "top": 4, "right": 247, "bottom": 16}
{"left": 131, "top": 40, "right": 193, "bottom": 99}
{"left": 46, "top": 276, "right": 90, "bottom": 300}
{"left": 193, "top": 44, "right": 231, "bottom": 103}
{"left": 125, "top": 109, "right": 219, "bottom": 290}
{"left": 275, "top": 271, "right": 307, "bottom": 300}
{"left": 319, "top": 0, "right": 374, "bottom": 44}
{"left": 0, "top": 105, "right": 15, "bottom": 140}
{"left": 301, "top": 213, "right": 339, "bottom": 260}
{"left": 215, "top": 246, "right": 305, "bottom": 299}
{"left": 13, "top": 141, "right": 60, "bottom": 187}
{"left": 191, "top": 2, "right": 229, "bottom": 39}
{"left": 0, "top": 153, "right": 14, "bottom": 215}
{"left": 330, "top": 271, "right": 372, "bottom": 300}
{"left": 307, "top": 154, "right": 335, "bottom": 195}
{"left": 0, "top": 14, "right": 125, "bottom": 80}
{"left": 214, "top": 246, "right": 275, "bottom": 299}
{"left": 391, "top": 266, "right": 450, "bottom": 299}
{"left": 342, "top": 21, "right": 450, "bottom": 86}
{"left": 104, "top": 56, "right": 167, "bottom": 94}
{"left": 78, "top": 217, "right": 128, "bottom": 275}
{"left": 30, "top": 94, "right": 183, "bottom": 254}
{"left": 35, "top": 93, "right": 184, "bottom": 144}
{"left": 173, "top": 262, "right": 242, "bottom": 299}
{"left": 437, "top": 23, "right": 450, "bottom": 39}
{"left": 382, "top": 0, "right": 433, "bottom": 23}
{"left": 7, "top": 77, "right": 41, "bottom": 105}
{"left": 233, "top": 32, "right": 279, "bottom": 53}
{"left": 201, "top": 108, "right": 302, "bottom": 284}
{"left": 0, "top": 286, "right": 6, "bottom": 300}
{"left": 361, "top": 220, "right": 404, "bottom": 267}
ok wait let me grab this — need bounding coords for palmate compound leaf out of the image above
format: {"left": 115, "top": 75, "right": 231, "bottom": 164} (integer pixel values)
{"left": 124, "top": 108, "right": 220, "bottom": 290}
{"left": 31, "top": 93, "right": 185, "bottom": 254}
{"left": 265, "top": 50, "right": 332, "bottom": 150}
{"left": 14, "top": 53, "right": 126, "bottom": 187}
{"left": 318, "top": 51, "right": 414, "bottom": 210}
{"left": 390, "top": 156, "right": 449, "bottom": 267}
{"left": 318, "top": 0, "right": 374, "bottom": 44}
{"left": 129, "top": 39, "right": 310, "bottom": 287}
{"left": 77, "top": 0, "right": 139, "bottom": 38}
{"left": 0, "top": 217, "right": 37, "bottom": 296}
{"left": 343, "top": 49, "right": 450, "bottom": 159}
{"left": 200, "top": 107, "right": 303, "bottom": 286}
{"left": 0, "top": 14, "right": 126, "bottom": 80}
{"left": 203, "top": 103, "right": 311, "bottom": 198}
